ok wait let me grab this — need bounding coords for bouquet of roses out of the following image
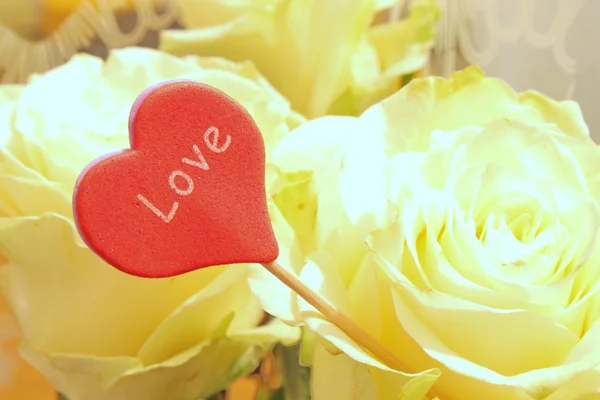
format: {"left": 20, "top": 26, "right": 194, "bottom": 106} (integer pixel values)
{"left": 1, "top": 1, "right": 599, "bottom": 400}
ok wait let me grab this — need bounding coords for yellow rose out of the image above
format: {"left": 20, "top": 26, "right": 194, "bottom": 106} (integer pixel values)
{"left": 159, "top": 0, "right": 439, "bottom": 119}
{"left": 251, "top": 66, "right": 600, "bottom": 399}
{"left": 0, "top": 47, "right": 302, "bottom": 400}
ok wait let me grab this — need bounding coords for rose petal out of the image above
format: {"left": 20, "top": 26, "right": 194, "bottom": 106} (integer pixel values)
{"left": 0, "top": 214, "right": 230, "bottom": 356}
{"left": 137, "top": 267, "right": 263, "bottom": 365}
{"left": 312, "top": 342, "right": 440, "bottom": 400}
{"left": 19, "top": 319, "right": 298, "bottom": 400}
{"left": 389, "top": 281, "right": 578, "bottom": 379}
{"left": 161, "top": 0, "right": 438, "bottom": 118}
{"left": 518, "top": 91, "right": 590, "bottom": 140}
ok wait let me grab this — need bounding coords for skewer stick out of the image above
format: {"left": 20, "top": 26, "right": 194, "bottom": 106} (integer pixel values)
{"left": 261, "top": 261, "right": 408, "bottom": 371}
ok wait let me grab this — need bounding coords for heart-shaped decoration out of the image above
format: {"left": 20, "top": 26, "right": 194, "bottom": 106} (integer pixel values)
{"left": 73, "top": 80, "right": 279, "bottom": 278}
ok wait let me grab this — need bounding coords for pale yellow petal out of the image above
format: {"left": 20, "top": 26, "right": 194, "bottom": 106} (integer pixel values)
{"left": 0, "top": 174, "right": 71, "bottom": 217}
{"left": 299, "top": 326, "right": 317, "bottom": 365}
{"left": 519, "top": 91, "right": 590, "bottom": 140}
{"left": 228, "top": 318, "right": 300, "bottom": 346}
{"left": 327, "top": 38, "right": 381, "bottom": 116}
{"left": 0, "top": 86, "right": 23, "bottom": 147}
{"left": 311, "top": 343, "right": 439, "bottom": 400}
{"left": 330, "top": 0, "right": 440, "bottom": 116}
{"left": 311, "top": 343, "right": 378, "bottom": 400}
{"left": 271, "top": 116, "right": 362, "bottom": 258}
{"left": 176, "top": 0, "right": 280, "bottom": 29}
{"left": 346, "top": 256, "right": 383, "bottom": 341}
{"left": 387, "top": 282, "right": 580, "bottom": 398}
{"left": 20, "top": 319, "right": 296, "bottom": 400}
{"left": 370, "top": 366, "right": 439, "bottom": 400}
{"left": 271, "top": 173, "right": 317, "bottom": 254}
{"left": 247, "top": 201, "right": 303, "bottom": 324}
{"left": 0, "top": 214, "right": 228, "bottom": 356}
{"left": 543, "top": 368, "right": 600, "bottom": 400}
{"left": 161, "top": 0, "right": 431, "bottom": 118}
{"left": 362, "top": 65, "right": 545, "bottom": 153}
{"left": 272, "top": 116, "right": 357, "bottom": 174}
{"left": 295, "top": 255, "right": 388, "bottom": 369}
{"left": 441, "top": 121, "right": 590, "bottom": 193}
{"left": 494, "top": 320, "right": 600, "bottom": 397}
{"left": 137, "top": 267, "right": 262, "bottom": 365}
{"left": 368, "top": 0, "right": 439, "bottom": 77}
{"left": 338, "top": 116, "right": 393, "bottom": 238}
{"left": 374, "top": 0, "right": 398, "bottom": 11}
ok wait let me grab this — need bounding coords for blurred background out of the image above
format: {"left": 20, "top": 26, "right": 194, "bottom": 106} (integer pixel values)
{"left": 1, "top": 0, "right": 598, "bottom": 139}
{"left": 429, "top": 0, "right": 600, "bottom": 143}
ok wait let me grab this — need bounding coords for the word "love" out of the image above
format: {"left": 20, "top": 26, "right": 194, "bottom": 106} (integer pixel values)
{"left": 136, "top": 126, "right": 231, "bottom": 223}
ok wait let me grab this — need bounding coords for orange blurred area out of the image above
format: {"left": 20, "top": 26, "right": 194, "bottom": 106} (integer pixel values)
{"left": 225, "top": 375, "right": 262, "bottom": 400}
{"left": 259, "top": 352, "right": 282, "bottom": 390}
{"left": 224, "top": 351, "right": 284, "bottom": 399}
{"left": 0, "top": 293, "right": 56, "bottom": 400}
{"left": 40, "top": 0, "right": 137, "bottom": 15}
{"left": 39, "top": 0, "right": 144, "bottom": 33}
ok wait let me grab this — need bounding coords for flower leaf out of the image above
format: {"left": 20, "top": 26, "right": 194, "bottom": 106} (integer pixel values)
{"left": 275, "top": 344, "right": 311, "bottom": 400}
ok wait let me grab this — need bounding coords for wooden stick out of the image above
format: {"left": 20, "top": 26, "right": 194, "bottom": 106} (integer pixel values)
{"left": 261, "top": 261, "right": 408, "bottom": 371}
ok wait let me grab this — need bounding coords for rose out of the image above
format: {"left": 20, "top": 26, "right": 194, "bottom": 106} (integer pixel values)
{"left": 0, "top": 47, "right": 302, "bottom": 400}
{"left": 251, "top": 66, "right": 600, "bottom": 399}
{"left": 159, "top": 0, "right": 439, "bottom": 119}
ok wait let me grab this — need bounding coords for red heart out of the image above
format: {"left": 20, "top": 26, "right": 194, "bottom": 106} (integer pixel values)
{"left": 73, "top": 80, "right": 279, "bottom": 278}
